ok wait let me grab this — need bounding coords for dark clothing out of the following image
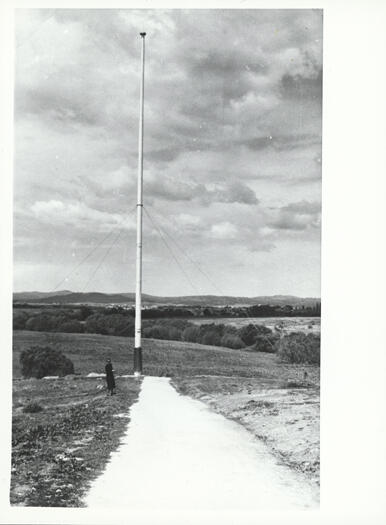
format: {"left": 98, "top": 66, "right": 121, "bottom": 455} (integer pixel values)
{"left": 105, "top": 363, "right": 116, "bottom": 391}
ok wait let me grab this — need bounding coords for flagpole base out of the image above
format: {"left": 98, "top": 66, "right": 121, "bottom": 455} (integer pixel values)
{"left": 134, "top": 347, "right": 143, "bottom": 376}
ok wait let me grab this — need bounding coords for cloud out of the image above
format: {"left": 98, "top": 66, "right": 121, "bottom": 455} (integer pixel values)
{"left": 209, "top": 221, "right": 238, "bottom": 239}
{"left": 282, "top": 200, "right": 320, "bottom": 214}
{"left": 175, "top": 213, "right": 201, "bottom": 228}
{"left": 14, "top": 9, "right": 322, "bottom": 295}
{"left": 145, "top": 175, "right": 206, "bottom": 202}
{"left": 209, "top": 182, "right": 259, "bottom": 205}
{"left": 269, "top": 200, "right": 321, "bottom": 231}
{"left": 31, "top": 200, "right": 135, "bottom": 232}
{"left": 145, "top": 175, "right": 258, "bottom": 205}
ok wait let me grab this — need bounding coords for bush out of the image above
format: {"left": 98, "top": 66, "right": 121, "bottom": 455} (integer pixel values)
{"left": 254, "top": 334, "right": 278, "bottom": 353}
{"left": 84, "top": 314, "right": 108, "bottom": 335}
{"left": 142, "top": 324, "right": 170, "bottom": 340}
{"left": 76, "top": 305, "right": 94, "bottom": 321}
{"left": 200, "top": 330, "right": 222, "bottom": 346}
{"left": 23, "top": 402, "right": 43, "bottom": 413}
{"left": 58, "top": 320, "right": 84, "bottom": 333}
{"left": 13, "top": 310, "right": 28, "bottom": 330}
{"left": 182, "top": 325, "right": 201, "bottom": 343}
{"left": 222, "top": 325, "right": 239, "bottom": 336}
{"left": 25, "top": 314, "right": 56, "bottom": 332}
{"left": 165, "top": 319, "right": 192, "bottom": 331}
{"left": 167, "top": 327, "right": 182, "bottom": 341}
{"left": 277, "top": 332, "right": 320, "bottom": 364}
{"left": 105, "top": 314, "right": 134, "bottom": 336}
{"left": 220, "top": 334, "right": 245, "bottom": 349}
{"left": 84, "top": 313, "right": 134, "bottom": 336}
{"left": 20, "top": 346, "right": 75, "bottom": 379}
{"left": 239, "top": 324, "right": 272, "bottom": 346}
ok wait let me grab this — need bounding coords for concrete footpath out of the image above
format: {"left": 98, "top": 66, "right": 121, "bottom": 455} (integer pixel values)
{"left": 84, "top": 377, "right": 319, "bottom": 510}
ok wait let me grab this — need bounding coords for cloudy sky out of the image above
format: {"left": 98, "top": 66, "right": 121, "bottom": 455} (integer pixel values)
{"left": 14, "top": 9, "right": 322, "bottom": 297}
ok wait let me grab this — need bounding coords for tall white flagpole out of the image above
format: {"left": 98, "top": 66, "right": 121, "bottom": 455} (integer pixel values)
{"left": 134, "top": 32, "right": 146, "bottom": 376}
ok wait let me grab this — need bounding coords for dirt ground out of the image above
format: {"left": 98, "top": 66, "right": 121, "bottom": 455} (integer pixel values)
{"left": 173, "top": 370, "right": 320, "bottom": 486}
{"left": 11, "top": 375, "right": 141, "bottom": 507}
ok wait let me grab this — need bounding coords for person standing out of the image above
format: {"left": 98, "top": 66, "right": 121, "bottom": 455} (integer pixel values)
{"left": 105, "top": 358, "right": 116, "bottom": 395}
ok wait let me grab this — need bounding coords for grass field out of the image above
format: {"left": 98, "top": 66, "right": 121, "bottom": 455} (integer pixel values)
{"left": 12, "top": 329, "right": 320, "bottom": 505}
{"left": 13, "top": 329, "right": 300, "bottom": 379}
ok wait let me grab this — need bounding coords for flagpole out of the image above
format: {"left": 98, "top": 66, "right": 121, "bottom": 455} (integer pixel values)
{"left": 134, "top": 32, "right": 146, "bottom": 376}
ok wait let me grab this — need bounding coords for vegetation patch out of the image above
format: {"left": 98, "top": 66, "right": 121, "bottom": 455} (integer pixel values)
{"left": 22, "top": 402, "right": 43, "bottom": 414}
{"left": 20, "top": 346, "right": 74, "bottom": 379}
{"left": 13, "top": 306, "right": 320, "bottom": 358}
{"left": 278, "top": 332, "right": 320, "bottom": 365}
{"left": 11, "top": 376, "right": 141, "bottom": 507}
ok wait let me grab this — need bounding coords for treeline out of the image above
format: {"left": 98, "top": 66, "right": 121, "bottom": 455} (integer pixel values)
{"left": 13, "top": 307, "right": 320, "bottom": 364}
{"left": 13, "top": 307, "right": 277, "bottom": 351}
{"left": 13, "top": 302, "right": 321, "bottom": 318}
{"left": 140, "top": 303, "right": 321, "bottom": 318}
{"left": 142, "top": 319, "right": 279, "bottom": 352}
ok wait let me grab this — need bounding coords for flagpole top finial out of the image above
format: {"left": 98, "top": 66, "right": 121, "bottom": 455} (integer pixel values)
{"left": 140, "top": 32, "right": 146, "bottom": 37}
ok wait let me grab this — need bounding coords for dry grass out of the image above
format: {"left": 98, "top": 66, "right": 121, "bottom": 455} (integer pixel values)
{"left": 13, "top": 330, "right": 294, "bottom": 379}
{"left": 11, "top": 374, "right": 141, "bottom": 506}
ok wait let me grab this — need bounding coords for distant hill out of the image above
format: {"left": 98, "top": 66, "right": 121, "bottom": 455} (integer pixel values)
{"left": 13, "top": 290, "right": 73, "bottom": 301}
{"left": 13, "top": 291, "right": 320, "bottom": 307}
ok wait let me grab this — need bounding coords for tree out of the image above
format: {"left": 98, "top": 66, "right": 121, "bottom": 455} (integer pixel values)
{"left": 58, "top": 320, "right": 84, "bottom": 333}
{"left": 239, "top": 323, "right": 272, "bottom": 346}
{"left": 220, "top": 334, "right": 245, "bottom": 349}
{"left": 254, "top": 335, "right": 278, "bottom": 353}
{"left": 84, "top": 314, "right": 108, "bottom": 335}
{"left": 78, "top": 305, "right": 94, "bottom": 320}
{"left": 20, "top": 346, "right": 74, "bottom": 379}
{"left": 142, "top": 324, "right": 170, "bottom": 340}
{"left": 13, "top": 310, "right": 28, "bottom": 330}
{"left": 200, "top": 330, "right": 222, "bottom": 346}
{"left": 277, "top": 332, "right": 320, "bottom": 364}
{"left": 182, "top": 325, "right": 201, "bottom": 343}
{"left": 25, "top": 314, "right": 56, "bottom": 332}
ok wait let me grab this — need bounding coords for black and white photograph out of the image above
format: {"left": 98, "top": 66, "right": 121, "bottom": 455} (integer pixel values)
{"left": 2, "top": 2, "right": 386, "bottom": 523}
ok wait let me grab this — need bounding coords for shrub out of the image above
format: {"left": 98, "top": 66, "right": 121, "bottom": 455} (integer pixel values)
{"left": 254, "top": 335, "right": 278, "bottom": 353}
{"left": 142, "top": 326, "right": 153, "bottom": 338}
{"left": 200, "top": 330, "right": 222, "bottom": 346}
{"left": 105, "top": 314, "right": 134, "bottom": 336}
{"left": 222, "top": 325, "right": 239, "bottom": 336}
{"left": 23, "top": 402, "right": 43, "bottom": 413}
{"left": 25, "top": 314, "right": 56, "bottom": 332}
{"left": 142, "top": 324, "right": 170, "bottom": 340}
{"left": 58, "top": 320, "right": 84, "bottom": 333}
{"left": 182, "top": 325, "right": 201, "bottom": 343}
{"left": 84, "top": 314, "right": 108, "bottom": 335}
{"left": 239, "top": 324, "right": 272, "bottom": 346}
{"left": 167, "top": 327, "right": 182, "bottom": 341}
{"left": 24, "top": 313, "right": 71, "bottom": 332}
{"left": 84, "top": 313, "right": 134, "bottom": 336}
{"left": 277, "top": 332, "right": 320, "bottom": 365}
{"left": 76, "top": 305, "right": 94, "bottom": 321}
{"left": 220, "top": 334, "right": 245, "bottom": 349}
{"left": 20, "top": 346, "right": 75, "bottom": 379}
{"left": 165, "top": 319, "right": 192, "bottom": 331}
{"left": 13, "top": 310, "right": 28, "bottom": 330}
